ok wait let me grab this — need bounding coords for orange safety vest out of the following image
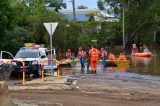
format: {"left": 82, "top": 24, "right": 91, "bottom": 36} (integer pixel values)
{"left": 89, "top": 48, "right": 100, "bottom": 61}
{"left": 109, "top": 54, "right": 115, "bottom": 60}
{"left": 78, "top": 50, "right": 85, "bottom": 58}
{"left": 119, "top": 55, "right": 126, "bottom": 60}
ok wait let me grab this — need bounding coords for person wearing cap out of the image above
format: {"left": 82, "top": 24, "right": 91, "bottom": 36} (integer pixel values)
{"left": 65, "top": 49, "right": 72, "bottom": 59}
{"left": 89, "top": 45, "right": 100, "bottom": 73}
{"left": 78, "top": 47, "right": 86, "bottom": 68}
{"left": 118, "top": 53, "right": 126, "bottom": 60}
{"left": 101, "top": 47, "right": 107, "bottom": 67}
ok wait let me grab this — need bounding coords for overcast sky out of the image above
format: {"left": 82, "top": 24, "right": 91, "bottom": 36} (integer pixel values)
{"left": 65, "top": 0, "right": 98, "bottom": 9}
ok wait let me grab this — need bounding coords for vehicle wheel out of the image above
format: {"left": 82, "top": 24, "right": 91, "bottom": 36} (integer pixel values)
{"left": 33, "top": 65, "right": 41, "bottom": 78}
{"left": 26, "top": 72, "right": 31, "bottom": 79}
{"left": 38, "top": 65, "right": 42, "bottom": 77}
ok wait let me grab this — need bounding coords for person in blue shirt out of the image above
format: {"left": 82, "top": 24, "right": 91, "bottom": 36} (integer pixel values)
{"left": 78, "top": 47, "right": 86, "bottom": 68}
{"left": 101, "top": 47, "right": 107, "bottom": 67}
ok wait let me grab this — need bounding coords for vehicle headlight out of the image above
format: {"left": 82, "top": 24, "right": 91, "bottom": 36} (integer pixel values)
{"left": 12, "top": 62, "right": 17, "bottom": 65}
{"left": 32, "top": 60, "right": 38, "bottom": 65}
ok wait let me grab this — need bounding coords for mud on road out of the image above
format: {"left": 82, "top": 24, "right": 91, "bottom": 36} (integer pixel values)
{"left": 10, "top": 89, "right": 160, "bottom": 106}
{"left": 9, "top": 74, "right": 160, "bottom": 106}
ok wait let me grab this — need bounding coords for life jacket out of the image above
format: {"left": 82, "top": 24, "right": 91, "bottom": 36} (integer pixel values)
{"left": 78, "top": 50, "right": 85, "bottom": 59}
{"left": 119, "top": 55, "right": 126, "bottom": 60}
{"left": 109, "top": 54, "right": 115, "bottom": 60}
{"left": 89, "top": 48, "right": 100, "bottom": 61}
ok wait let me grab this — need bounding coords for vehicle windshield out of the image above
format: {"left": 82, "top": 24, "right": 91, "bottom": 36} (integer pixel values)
{"left": 15, "top": 51, "right": 39, "bottom": 58}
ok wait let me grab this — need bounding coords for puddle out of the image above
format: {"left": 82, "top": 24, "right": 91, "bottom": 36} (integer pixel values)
{"left": 0, "top": 96, "right": 14, "bottom": 106}
{"left": 13, "top": 100, "right": 63, "bottom": 106}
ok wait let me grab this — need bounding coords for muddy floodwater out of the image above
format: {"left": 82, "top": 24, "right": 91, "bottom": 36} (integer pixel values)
{"left": 62, "top": 49, "right": 160, "bottom": 77}
{"left": 129, "top": 50, "right": 160, "bottom": 76}
{"left": 4, "top": 49, "right": 160, "bottom": 106}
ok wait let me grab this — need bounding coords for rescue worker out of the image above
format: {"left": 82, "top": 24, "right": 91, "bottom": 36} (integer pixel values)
{"left": 65, "top": 49, "right": 72, "bottom": 59}
{"left": 118, "top": 53, "right": 126, "bottom": 60}
{"left": 109, "top": 53, "right": 116, "bottom": 60}
{"left": 89, "top": 45, "right": 100, "bottom": 73}
{"left": 101, "top": 48, "right": 107, "bottom": 67}
{"left": 78, "top": 47, "right": 86, "bottom": 68}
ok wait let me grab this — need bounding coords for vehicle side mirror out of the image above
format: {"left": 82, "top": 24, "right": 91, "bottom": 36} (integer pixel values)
{"left": 41, "top": 55, "right": 45, "bottom": 58}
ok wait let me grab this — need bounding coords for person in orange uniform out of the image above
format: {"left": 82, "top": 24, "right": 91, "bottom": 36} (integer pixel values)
{"left": 109, "top": 53, "right": 116, "bottom": 60}
{"left": 65, "top": 49, "right": 72, "bottom": 59}
{"left": 78, "top": 47, "right": 86, "bottom": 68}
{"left": 89, "top": 45, "right": 100, "bottom": 73}
{"left": 118, "top": 53, "right": 126, "bottom": 60}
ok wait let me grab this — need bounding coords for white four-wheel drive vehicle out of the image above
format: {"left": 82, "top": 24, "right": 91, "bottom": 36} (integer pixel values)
{"left": 0, "top": 46, "right": 57, "bottom": 77}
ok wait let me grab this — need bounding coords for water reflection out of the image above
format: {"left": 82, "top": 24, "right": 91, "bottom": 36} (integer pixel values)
{"left": 131, "top": 56, "right": 152, "bottom": 66}
{"left": 61, "top": 50, "right": 160, "bottom": 77}
{"left": 80, "top": 67, "right": 85, "bottom": 74}
{"left": 129, "top": 49, "right": 160, "bottom": 76}
{"left": 0, "top": 96, "right": 13, "bottom": 106}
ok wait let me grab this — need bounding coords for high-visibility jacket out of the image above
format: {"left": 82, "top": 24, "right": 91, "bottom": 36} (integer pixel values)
{"left": 109, "top": 54, "right": 115, "bottom": 60}
{"left": 119, "top": 55, "right": 126, "bottom": 60}
{"left": 78, "top": 50, "right": 85, "bottom": 59}
{"left": 89, "top": 48, "right": 100, "bottom": 61}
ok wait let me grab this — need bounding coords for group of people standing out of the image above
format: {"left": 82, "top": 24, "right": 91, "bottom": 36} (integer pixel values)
{"left": 65, "top": 45, "right": 126, "bottom": 73}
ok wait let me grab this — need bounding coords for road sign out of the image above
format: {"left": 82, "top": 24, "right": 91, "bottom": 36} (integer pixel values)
{"left": 43, "top": 22, "right": 58, "bottom": 36}
{"left": 43, "top": 22, "right": 58, "bottom": 67}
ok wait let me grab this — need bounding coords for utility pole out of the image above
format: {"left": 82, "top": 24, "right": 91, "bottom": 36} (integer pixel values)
{"left": 72, "top": 0, "right": 76, "bottom": 20}
{"left": 122, "top": 7, "right": 125, "bottom": 49}
{"left": 154, "top": 13, "right": 157, "bottom": 44}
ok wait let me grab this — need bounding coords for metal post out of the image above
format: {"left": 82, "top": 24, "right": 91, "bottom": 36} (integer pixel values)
{"left": 123, "top": 7, "right": 125, "bottom": 49}
{"left": 154, "top": 31, "right": 156, "bottom": 43}
{"left": 42, "top": 64, "right": 44, "bottom": 81}
{"left": 50, "top": 24, "right": 53, "bottom": 66}
{"left": 20, "top": 61, "right": 25, "bottom": 85}
{"left": 154, "top": 13, "right": 157, "bottom": 44}
{"left": 58, "top": 64, "right": 60, "bottom": 80}
{"left": 72, "top": 0, "right": 76, "bottom": 20}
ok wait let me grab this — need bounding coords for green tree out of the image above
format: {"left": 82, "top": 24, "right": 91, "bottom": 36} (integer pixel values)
{"left": 47, "top": 0, "right": 66, "bottom": 12}
{"left": 77, "top": 5, "right": 88, "bottom": 9}
{"left": 11, "top": 1, "right": 30, "bottom": 27}
{"left": 97, "top": 0, "right": 160, "bottom": 48}
{"left": 4, "top": 27, "right": 33, "bottom": 55}
{"left": 23, "top": 0, "right": 66, "bottom": 12}
{"left": 27, "top": 1, "right": 68, "bottom": 48}
{"left": 0, "top": 0, "right": 14, "bottom": 49}
{"left": 80, "top": 21, "right": 100, "bottom": 48}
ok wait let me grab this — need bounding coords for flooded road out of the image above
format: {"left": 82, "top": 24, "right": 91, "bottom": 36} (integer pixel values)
{"left": 129, "top": 50, "right": 160, "bottom": 76}
{"left": 61, "top": 49, "right": 160, "bottom": 77}
{"left": 5, "top": 49, "right": 160, "bottom": 106}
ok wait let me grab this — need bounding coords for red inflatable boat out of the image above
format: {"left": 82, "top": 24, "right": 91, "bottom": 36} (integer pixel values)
{"left": 131, "top": 52, "right": 152, "bottom": 57}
